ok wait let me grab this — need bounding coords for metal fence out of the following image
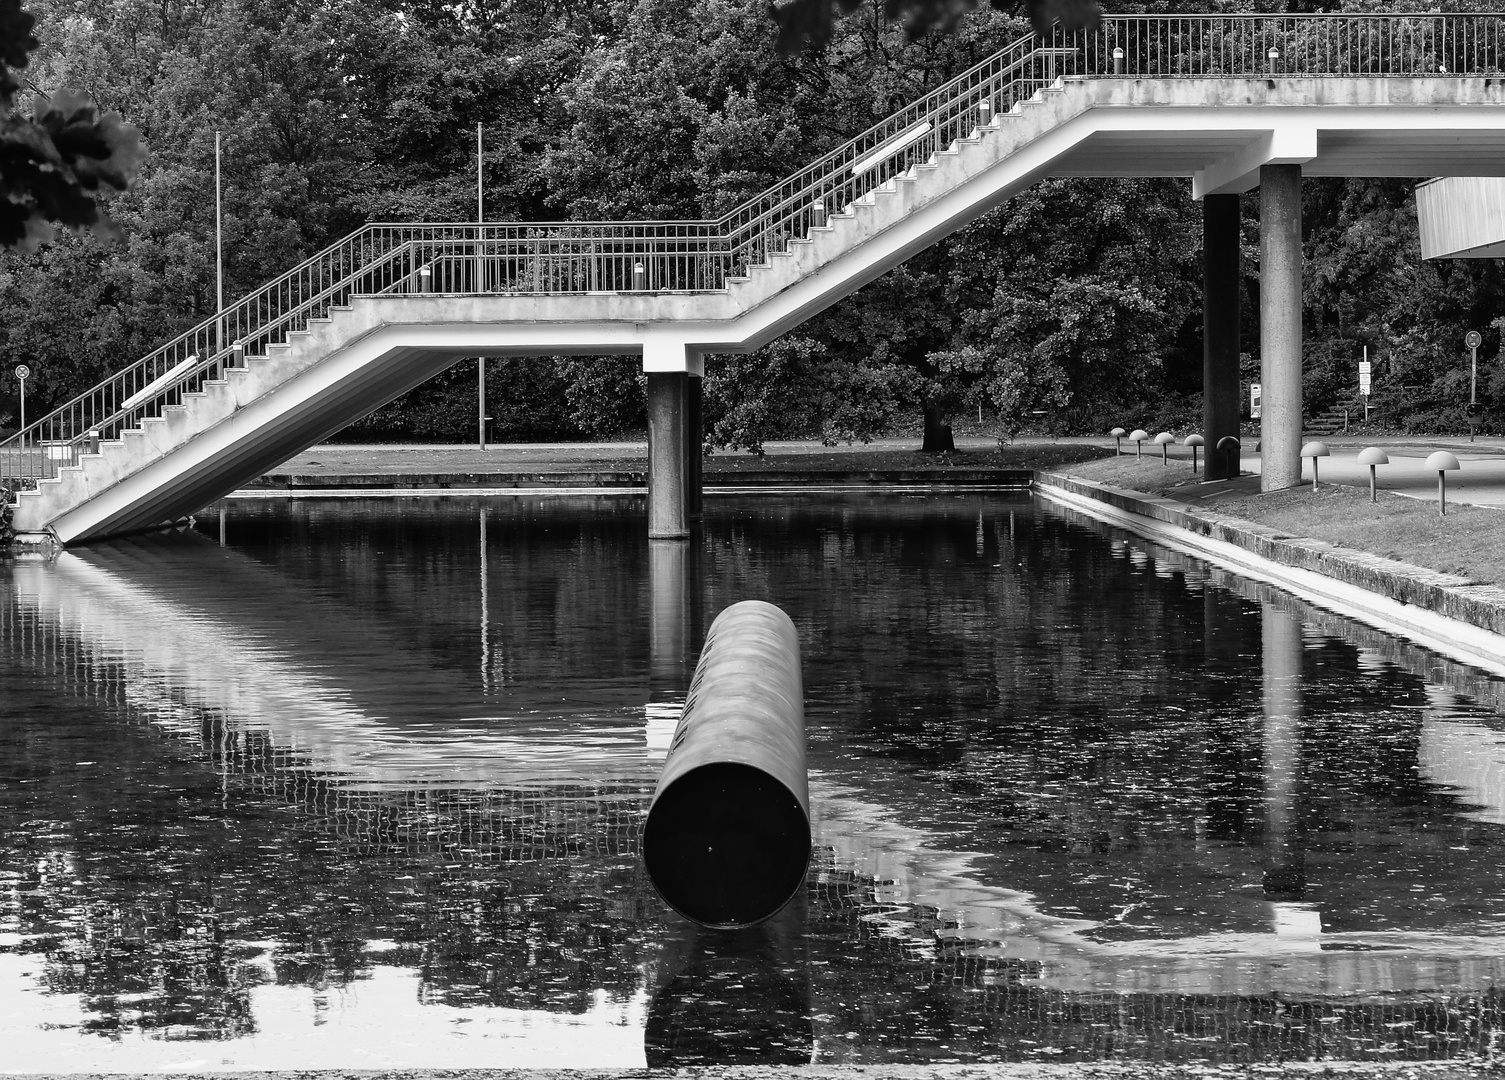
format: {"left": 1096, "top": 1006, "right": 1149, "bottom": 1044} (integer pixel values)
{"left": 5, "top": 13, "right": 1503, "bottom": 486}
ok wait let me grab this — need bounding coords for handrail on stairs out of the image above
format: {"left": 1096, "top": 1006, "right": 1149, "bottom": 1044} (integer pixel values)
{"left": 5, "top": 12, "right": 1504, "bottom": 488}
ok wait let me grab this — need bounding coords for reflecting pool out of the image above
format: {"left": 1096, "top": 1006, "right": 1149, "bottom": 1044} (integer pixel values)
{"left": 3, "top": 493, "right": 1505, "bottom": 1070}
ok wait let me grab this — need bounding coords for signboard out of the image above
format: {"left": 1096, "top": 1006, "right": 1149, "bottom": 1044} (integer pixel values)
{"left": 14, "top": 364, "right": 29, "bottom": 381}
{"left": 1360, "top": 372, "right": 1372, "bottom": 395}
{"left": 1250, "top": 382, "right": 1262, "bottom": 420}
{"left": 1467, "top": 330, "right": 1483, "bottom": 350}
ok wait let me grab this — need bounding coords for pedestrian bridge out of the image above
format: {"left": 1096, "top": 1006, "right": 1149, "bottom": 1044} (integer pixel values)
{"left": 6, "top": 13, "right": 1505, "bottom": 544}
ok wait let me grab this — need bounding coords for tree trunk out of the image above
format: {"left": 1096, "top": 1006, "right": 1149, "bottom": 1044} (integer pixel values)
{"left": 921, "top": 403, "right": 955, "bottom": 453}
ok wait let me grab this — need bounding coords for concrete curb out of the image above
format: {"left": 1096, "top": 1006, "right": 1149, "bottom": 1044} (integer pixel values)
{"left": 1035, "top": 471, "right": 1505, "bottom": 678}
{"left": 242, "top": 469, "right": 1037, "bottom": 491}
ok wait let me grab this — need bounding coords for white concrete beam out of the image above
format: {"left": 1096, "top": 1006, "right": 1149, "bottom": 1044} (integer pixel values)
{"left": 1193, "top": 124, "right": 1319, "bottom": 200}
{"left": 642, "top": 335, "right": 706, "bottom": 375}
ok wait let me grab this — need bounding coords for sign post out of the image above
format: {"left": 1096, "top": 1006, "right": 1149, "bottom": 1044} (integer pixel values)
{"left": 14, "top": 364, "right": 29, "bottom": 430}
{"left": 1466, "top": 330, "right": 1484, "bottom": 441}
{"left": 1358, "top": 345, "right": 1372, "bottom": 422}
{"left": 1466, "top": 330, "right": 1482, "bottom": 406}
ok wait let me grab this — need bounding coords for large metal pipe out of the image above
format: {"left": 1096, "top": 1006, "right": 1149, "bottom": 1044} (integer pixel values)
{"left": 643, "top": 600, "right": 810, "bottom": 929}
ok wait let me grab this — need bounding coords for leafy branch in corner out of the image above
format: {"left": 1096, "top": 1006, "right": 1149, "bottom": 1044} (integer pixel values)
{"left": 770, "top": 0, "right": 1101, "bottom": 54}
{"left": 0, "top": 0, "right": 145, "bottom": 251}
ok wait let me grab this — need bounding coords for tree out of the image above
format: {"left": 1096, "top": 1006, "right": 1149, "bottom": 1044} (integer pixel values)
{"left": 770, "top": 0, "right": 1101, "bottom": 54}
{"left": 0, "top": 0, "right": 144, "bottom": 251}
{"left": 928, "top": 178, "right": 1201, "bottom": 439}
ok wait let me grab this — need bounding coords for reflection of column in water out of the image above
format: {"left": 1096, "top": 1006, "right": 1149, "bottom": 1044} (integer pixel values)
{"left": 649, "top": 539, "right": 691, "bottom": 693}
{"left": 480, "top": 507, "right": 490, "bottom": 691}
{"left": 1261, "top": 603, "right": 1307, "bottom": 904}
{"left": 647, "top": 539, "right": 692, "bottom": 757}
{"left": 645, "top": 889, "right": 812, "bottom": 1068}
{"left": 219, "top": 505, "right": 227, "bottom": 547}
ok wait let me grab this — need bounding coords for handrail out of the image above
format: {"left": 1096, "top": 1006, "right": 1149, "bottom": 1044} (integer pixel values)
{"left": 5, "top": 12, "right": 1504, "bottom": 488}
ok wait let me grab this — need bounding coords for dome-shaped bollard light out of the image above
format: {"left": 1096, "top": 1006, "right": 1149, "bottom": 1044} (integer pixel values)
{"left": 1216, "top": 435, "right": 1241, "bottom": 477}
{"left": 1184, "top": 433, "right": 1205, "bottom": 473}
{"left": 1426, "top": 451, "right": 1461, "bottom": 516}
{"left": 1128, "top": 428, "right": 1149, "bottom": 459}
{"left": 1357, "top": 446, "right": 1389, "bottom": 503}
{"left": 1301, "top": 441, "right": 1330, "bottom": 491}
{"left": 1153, "top": 431, "right": 1175, "bottom": 465}
{"left": 1110, "top": 426, "right": 1126, "bottom": 454}
{"left": 643, "top": 600, "right": 810, "bottom": 929}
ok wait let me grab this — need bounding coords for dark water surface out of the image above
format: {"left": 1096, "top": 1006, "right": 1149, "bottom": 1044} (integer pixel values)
{"left": 4, "top": 493, "right": 1505, "bottom": 1070}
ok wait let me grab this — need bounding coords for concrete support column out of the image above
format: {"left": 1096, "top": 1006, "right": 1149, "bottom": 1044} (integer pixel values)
{"left": 688, "top": 372, "right": 704, "bottom": 523}
{"left": 647, "top": 371, "right": 690, "bottom": 539}
{"left": 1203, "top": 193, "right": 1242, "bottom": 481}
{"left": 1259, "top": 164, "right": 1303, "bottom": 491}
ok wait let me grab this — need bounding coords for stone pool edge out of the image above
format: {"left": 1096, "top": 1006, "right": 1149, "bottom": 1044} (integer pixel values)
{"left": 1034, "top": 471, "right": 1505, "bottom": 679}
{"left": 12, "top": 1060, "right": 1503, "bottom": 1079}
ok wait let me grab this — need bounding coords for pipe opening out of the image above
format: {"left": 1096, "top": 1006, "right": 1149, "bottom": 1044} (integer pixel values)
{"left": 644, "top": 760, "right": 810, "bottom": 928}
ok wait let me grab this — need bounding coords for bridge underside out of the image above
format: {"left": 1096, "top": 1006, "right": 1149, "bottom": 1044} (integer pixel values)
{"left": 15, "top": 76, "right": 1505, "bottom": 544}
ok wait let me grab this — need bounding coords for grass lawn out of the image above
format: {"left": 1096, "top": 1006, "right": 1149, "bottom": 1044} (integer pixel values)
{"left": 1064, "top": 455, "right": 1505, "bottom": 585}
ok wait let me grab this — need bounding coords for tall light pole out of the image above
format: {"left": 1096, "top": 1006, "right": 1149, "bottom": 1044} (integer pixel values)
{"left": 216, "top": 131, "right": 224, "bottom": 362}
{"left": 477, "top": 121, "right": 486, "bottom": 451}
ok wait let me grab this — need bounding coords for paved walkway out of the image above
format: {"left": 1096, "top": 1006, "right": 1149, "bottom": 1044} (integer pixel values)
{"left": 270, "top": 437, "right": 1006, "bottom": 476}
{"left": 272, "top": 436, "right": 1505, "bottom": 509}
{"left": 1253, "top": 436, "right": 1505, "bottom": 509}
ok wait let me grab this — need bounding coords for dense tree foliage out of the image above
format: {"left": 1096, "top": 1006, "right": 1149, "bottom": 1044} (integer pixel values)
{"left": 2, "top": 0, "right": 1502, "bottom": 443}
{"left": 0, "top": 0, "right": 144, "bottom": 251}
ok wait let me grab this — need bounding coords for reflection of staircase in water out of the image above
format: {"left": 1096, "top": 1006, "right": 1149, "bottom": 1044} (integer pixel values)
{"left": 10, "top": 541, "right": 1505, "bottom": 1020}
{"left": 7, "top": 580, "right": 1505, "bottom": 1063}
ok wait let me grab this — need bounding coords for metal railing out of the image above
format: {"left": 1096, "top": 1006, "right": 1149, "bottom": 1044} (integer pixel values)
{"left": 4, "top": 12, "right": 1503, "bottom": 486}
{"left": 1075, "top": 13, "right": 1505, "bottom": 78}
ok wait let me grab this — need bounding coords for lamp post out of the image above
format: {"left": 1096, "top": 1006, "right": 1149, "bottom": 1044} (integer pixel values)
{"left": 1301, "top": 441, "right": 1330, "bottom": 491}
{"left": 1184, "top": 433, "right": 1204, "bottom": 472}
{"left": 1153, "top": 431, "right": 1174, "bottom": 465}
{"left": 215, "top": 132, "right": 224, "bottom": 364}
{"left": 1426, "top": 451, "right": 1461, "bottom": 516}
{"left": 1357, "top": 446, "right": 1388, "bottom": 503}
{"left": 1217, "top": 435, "right": 1241, "bottom": 477}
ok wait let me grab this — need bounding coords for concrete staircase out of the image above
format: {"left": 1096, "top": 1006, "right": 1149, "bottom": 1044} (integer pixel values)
{"left": 9, "top": 71, "right": 1093, "bottom": 544}
{"left": 1305, "top": 392, "right": 1369, "bottom": 437}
